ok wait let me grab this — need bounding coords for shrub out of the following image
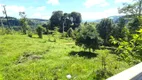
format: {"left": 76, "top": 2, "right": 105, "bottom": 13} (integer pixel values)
{"left": 110, "top": 28, "right": 142, "bottom": 64}
{"left": 28, "top": 32, "right": 32, "bottom": 38}
{"left": 67, "top": 28, "right": 75, "bottom": 39}
{"left": 27, "top": 28, "right": 33, "bottom": 38}
{"left": 0, "top": 27, "right": 14, "bottom": 35}
{"left": 36, "top": 25, "right": 45, "bottom": 38}
{"left": 61, "top": 32, "right": 67, "bottom": 38}
{"left": 75, "top": 24, "right": 103, "bottom": 52}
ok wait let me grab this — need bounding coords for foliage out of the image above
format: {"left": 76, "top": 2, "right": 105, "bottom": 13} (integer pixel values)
{"left": 50, "top": 11, "right": 63, "bottom": 30}
{"left": 36, "top": 25, "right": 45, "bottom": 38}
{"left": 97, "top": 18, "right": 115, "bottom": 45}
{"left": 118, "top": 0, "right": 142, "bottom": 17}
{"left": 20, "top": 18, "right": 29, "bottom": 34}
{"left": 75, "top": 24, "right": 103, "bottom": 52}
{"left": 49, "top": 11, "right": 82, "bottom": 32}
{"left": 70, "top": 12, "right": 82, "bottom": 29}
{"left": 67, "top": 28, "right": 75, "bottom": 39}
{"left": 128, "top": 17, "right": 142, "bottom": 33}
{"left": 0, "top": 34, "right": 131, "bottom": 80}
{"left": 110, "top": 28, "right": 142, "bottom": 64}
{"left": 27, "top": 29, "right": 33, "bottom": 38}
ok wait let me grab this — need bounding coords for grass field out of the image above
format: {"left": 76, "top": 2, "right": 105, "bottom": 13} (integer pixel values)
{"left": 0, "top": 34, "right": 131, "bottom": 80}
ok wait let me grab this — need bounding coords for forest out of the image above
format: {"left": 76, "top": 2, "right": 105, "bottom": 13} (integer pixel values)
{"left": 0, "top": 0, "right": 142, "bottom": 80}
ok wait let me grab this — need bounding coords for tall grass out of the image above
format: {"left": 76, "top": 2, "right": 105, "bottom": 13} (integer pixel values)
{"left": 0, "top": 34, "right": 131, "bottom": 80}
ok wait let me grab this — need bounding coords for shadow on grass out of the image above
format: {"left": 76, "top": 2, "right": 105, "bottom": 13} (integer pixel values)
{"left": 69, "top": 51, "right": 97, "bottom": 58}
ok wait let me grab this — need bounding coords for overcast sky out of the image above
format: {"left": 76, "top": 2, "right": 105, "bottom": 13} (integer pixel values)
{"left": 0, "top": 0, "right": 133, "bottom": 20}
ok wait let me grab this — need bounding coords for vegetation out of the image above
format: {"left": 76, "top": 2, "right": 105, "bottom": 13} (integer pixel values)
{"left": 0, "top": 0, "right": 142, "bottom": 80}
{"left": 36, "top": 25, "right": 45, "bottom": 38}
{"left": 75, "top": 24, "right": 103, "bottom": 52}
{"left": 0, "top": 34, "right": 131, "bottom": 80}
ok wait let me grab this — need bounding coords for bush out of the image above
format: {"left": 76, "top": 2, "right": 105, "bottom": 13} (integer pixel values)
{"left": 28, "top": 32, "right": 32, "bottom": 38}
{"left": 110, "top": 28, "right": 142, "bottom": 64}
{"left": 27, "top": 28, "right": 33, "bottom": 38}
{"left": 61, "top": 32, "right": 67, "bottom": 38}
{"left": 67, "top": 28, "right": 75, "bottom": 39}
{"left": 0, "top": 27, "right": 14, "bottom": 35}
{"left": 75, "top": 24, "right": 103, "bottom": 52}
{"left": 36, "top": 25, "right": 45, "bottom": 38}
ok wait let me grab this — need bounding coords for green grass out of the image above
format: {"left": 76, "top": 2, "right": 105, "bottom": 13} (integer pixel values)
{"left": 0, "top": 34, "right": 131, "bottom": 80}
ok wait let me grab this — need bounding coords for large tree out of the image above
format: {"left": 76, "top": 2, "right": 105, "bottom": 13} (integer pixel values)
{"left": 50, "top": 11, "right": 63, "bottom": 30}
{"left": 70, "top": 12, "right": 82, "bottom": 29}
{"left": 50, "top": 11, "right": 82, "bottom": 32}
{"left": 97, "top": 18, "right": 115, "bottom": 45}
{"left": 61, "top": 13, "right": 72, "bottom": 33}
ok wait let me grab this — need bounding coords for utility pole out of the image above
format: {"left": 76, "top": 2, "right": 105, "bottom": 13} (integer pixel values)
{"left": 2, "top": 5, "right": 11, "bottom": 29}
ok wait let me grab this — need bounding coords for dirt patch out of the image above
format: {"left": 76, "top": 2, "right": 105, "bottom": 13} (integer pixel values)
{"left": 16, "top": 52, "right": 43, "bottom": 64}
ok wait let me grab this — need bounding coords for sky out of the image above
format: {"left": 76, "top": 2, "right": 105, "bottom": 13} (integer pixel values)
{"left": 0, "top": 0, "right": 133, "bottom": 21}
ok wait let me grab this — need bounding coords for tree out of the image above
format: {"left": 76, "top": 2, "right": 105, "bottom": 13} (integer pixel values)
{"left": 61, "top": 13, "right": 73, "bottom": 32}
{"left": 2, "top": 5, "right": 11, "bottom": 29}
{"left": 129, "top": 17, "right": 141, "bottom": 33}
{"left": 70, "top": 12, "right": 82, "bottom": 29}
{"left": 49, "top": 11, "right": 82, "bottom": 32}
{"left": 50, "top": 11, "right": 63, "bottom": 30}
{"left": 113, "top": 17, "right": 126, "bottom": 39}
{"left": 76, "top": 24, "right": 103, "bottom": 52}
{"left": 97, "top": 18, "right": 114, "bottom": 45}
{"left": 118, "top": 0, "right": 142, "bottom": 18}
{"left": 36, "top": 25, "right": 45, "bottom": 38}
{"left": 19, "top": 12, "right": 28, "bottom": 34}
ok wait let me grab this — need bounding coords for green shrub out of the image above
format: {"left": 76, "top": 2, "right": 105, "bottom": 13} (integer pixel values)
{"left": 27, "top": 28, "right": 33, "bottom": 38}
{"left": 36, "top": 25, "right": 45, "bottom": 38}
{"left": 28, "top": 32, "right": 32, "bottom": 38}
{"left": 75, "top": 24, "right": 103, "bottom": 52}
{"left": 0, "top": 27, "right": 14, "bottom": 35}
{"left": 61, "top": 32, "right": 67, "bottom": 38}
{"left": 110, "top": 28, "right": 142, "bottom": 64}
{"left": 67, "top": 28, "right": 75, "bottom": 39}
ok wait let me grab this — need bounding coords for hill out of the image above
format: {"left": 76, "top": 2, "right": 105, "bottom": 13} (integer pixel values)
{"left": 0, "top": 34, "right": 131, "bottom": 80}
{"left": 0, "top": 16, "right": 48, "bottom": 27}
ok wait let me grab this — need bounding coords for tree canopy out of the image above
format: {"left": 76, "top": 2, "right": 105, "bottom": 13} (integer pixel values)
{"left": 97, "top": 18, "right": 115, "bottom": 45}
{"left": 76, "top": 24, "right": 103, "bottom": 52}
{"left": 49, "top": 11, "right": 82, "bottom": 32}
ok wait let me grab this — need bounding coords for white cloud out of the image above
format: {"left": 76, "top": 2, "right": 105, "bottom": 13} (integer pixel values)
{"left": 81, "top": 8, "right": 122, "bottom": 20}
{"left": 100, "top": 2, "right": 109, "bottom": 7}
{"left": 0, "top": 5, "right": 50, "bottom": 19}
{"left": 7, "top": 5, "right": 25, "bottom": 13}
{"left": 29, "top": 6, "right": 50, "bottom": 19}
{"left": 84, "top": 0, "right": 109, "bottom": 8}
{"left": 36, "top": 6, "right": 46, "bottom": 11}
{"left": 0, "top": 5, "right": 25, "bottom": 17}
{"left": 47, "top": 0, "right": 59, "bottom": 5}
{"left": 115, "top": 0, "right": 133, "bottom": 3}
{"left": 30, "top": 12, "right": 50, "bottom": 19}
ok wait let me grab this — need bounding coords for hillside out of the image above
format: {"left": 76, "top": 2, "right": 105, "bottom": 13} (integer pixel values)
{"left": 0, "top": 34, "right": 131, "bottom": 80}
{"left": 0, "top": 17, "right": 48, "bottom": 27}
